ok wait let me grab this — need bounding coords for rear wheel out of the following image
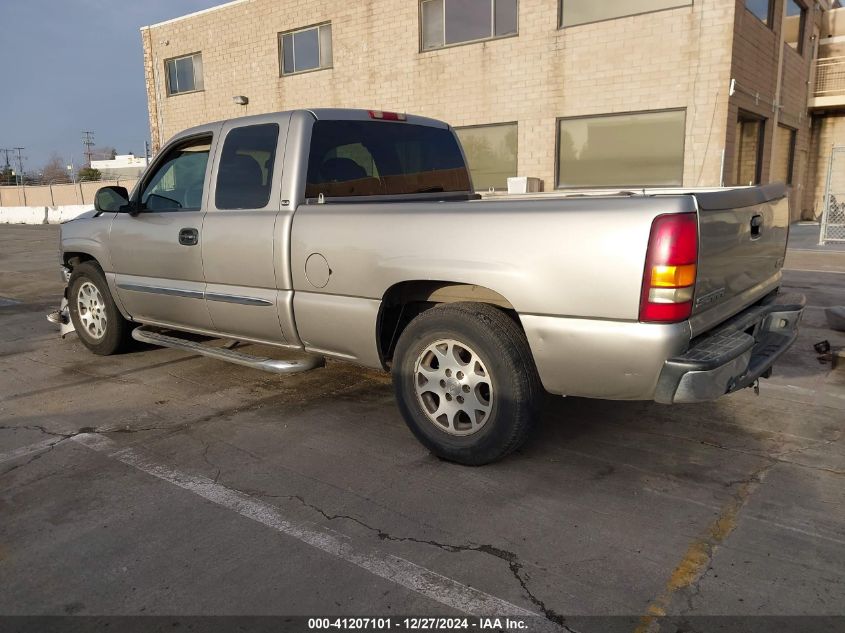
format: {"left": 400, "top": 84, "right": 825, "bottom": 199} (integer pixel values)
{"left": 67, "top": 261, "right": 133, "bottom": 355}
{"left": 392, "top": 302, "right": 542, "bottom": 465}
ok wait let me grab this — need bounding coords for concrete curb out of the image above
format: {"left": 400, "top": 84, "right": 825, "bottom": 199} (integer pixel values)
{"left": 0, "top": 205, "right": 93, "bottom": 225}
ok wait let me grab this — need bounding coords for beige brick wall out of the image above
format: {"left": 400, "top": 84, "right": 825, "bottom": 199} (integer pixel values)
{"left": 142, "top": 0, "right": 739, "bottom": 191}
{"left": 726, "top": 0, "right": 818, "bottom": 220}
{"left": 806, "top": 113, "right": 845, "bottom": 221}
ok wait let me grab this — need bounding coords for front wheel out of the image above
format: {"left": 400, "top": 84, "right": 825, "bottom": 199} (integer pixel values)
{"left": 67, "top": 261, "right": 133, "bottom": 355}
{"left": 392, "top": 302, "right": 542, "bottom": 465}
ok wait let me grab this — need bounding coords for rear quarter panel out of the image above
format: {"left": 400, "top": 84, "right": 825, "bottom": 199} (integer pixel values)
{"left": 290, "top": 196, "right": 695, "bottom": 366}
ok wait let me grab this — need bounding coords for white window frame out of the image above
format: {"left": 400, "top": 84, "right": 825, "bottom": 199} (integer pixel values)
{"left": 279, "top": 23, "right": 333, "bottom": 76}
{"left": 165, "top": 53, "right": 203, "bottom": 96}
{"left": 420, "top": 0, "right": 518, "bottom": 52}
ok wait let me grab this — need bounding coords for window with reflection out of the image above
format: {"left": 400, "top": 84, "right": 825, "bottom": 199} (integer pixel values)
{"left": 280, "top": 23, "right": 332, "bottom": 75}
{"left": 560, "top": 0, "right": 691, "bottom": 28}
{"left": 557, "top": 110, "right": 686, "bottom": 188}
{"left": 421, "top": 0, "right": 517, "bottom": 50}
{"left": 784, "top": 0, "right": 806, "bottom": 53}
{"left": 455, "top": 123, "right": 517, "bottom": 191}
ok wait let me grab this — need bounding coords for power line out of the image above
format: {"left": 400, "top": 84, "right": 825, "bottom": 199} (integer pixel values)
{"left": 82, "top": 131, "right": 95, "bottom": 166}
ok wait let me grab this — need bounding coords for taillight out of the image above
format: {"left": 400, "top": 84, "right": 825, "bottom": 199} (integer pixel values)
{"left": 639, "top": 213, "right": 698, "bottom": 323}
{"left": 368, "top": 110, "right": 407, "bottom": 121}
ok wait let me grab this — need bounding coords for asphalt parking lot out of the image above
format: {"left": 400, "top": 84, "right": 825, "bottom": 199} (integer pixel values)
{"left": 1, "top": 224, "right": 844, "bottom": 630}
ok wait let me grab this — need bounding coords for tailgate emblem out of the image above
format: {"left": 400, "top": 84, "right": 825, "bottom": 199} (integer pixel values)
{"left": 695, "top": 287, "right": 726, "bottom": 307}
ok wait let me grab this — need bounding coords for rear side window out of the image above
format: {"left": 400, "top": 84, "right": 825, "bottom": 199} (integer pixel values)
{"left": 306, "top": 120, "right": 471, "bottom": 198}
{"left": 215, "top": 124, "right": 279, "bottom": 209}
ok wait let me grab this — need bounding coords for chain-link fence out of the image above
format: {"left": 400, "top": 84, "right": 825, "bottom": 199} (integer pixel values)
{"left": 0, "top": 175, "right": 139, "bottom": 207}
{"left": 820, "top": 146, "right": 845, "bottom": 244}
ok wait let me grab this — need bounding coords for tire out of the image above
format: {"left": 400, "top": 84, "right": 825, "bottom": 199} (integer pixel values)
{"left": 67, "top": 261, "right": 133, "bottom": 355}
{"left": 392, "top": 302, "right": 542, "bottom": 465}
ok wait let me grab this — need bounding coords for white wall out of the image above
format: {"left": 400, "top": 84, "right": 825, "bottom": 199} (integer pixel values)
{"left": 0, "top": 205, "right": 94, "bottom": 225}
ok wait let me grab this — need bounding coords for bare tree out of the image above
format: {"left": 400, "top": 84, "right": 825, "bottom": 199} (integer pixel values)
{"left": 40, "top": 153, "right": 69, "bottom": 183}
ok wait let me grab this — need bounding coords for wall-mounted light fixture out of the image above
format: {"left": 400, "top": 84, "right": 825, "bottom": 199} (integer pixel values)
{"left": 233, "top": 95, "right": 249, "bottom": 105}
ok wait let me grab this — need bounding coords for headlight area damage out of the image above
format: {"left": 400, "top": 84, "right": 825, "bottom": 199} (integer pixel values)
{"left": 46, "top": 266, "right": 76, "bottom": 338}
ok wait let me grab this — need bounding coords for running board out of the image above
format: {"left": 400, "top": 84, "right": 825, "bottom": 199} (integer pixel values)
{"left": 132, "top": 327, "right": 325, "bottom": 374}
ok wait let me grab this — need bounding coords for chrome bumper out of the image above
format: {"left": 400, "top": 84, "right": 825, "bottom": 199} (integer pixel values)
{"left": 654, "top": 294, "right": 806, "bottom": 404}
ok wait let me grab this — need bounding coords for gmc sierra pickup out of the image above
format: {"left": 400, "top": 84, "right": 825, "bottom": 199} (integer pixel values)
{"left": 55, "top": 108, "right": 804, "bottom": 464}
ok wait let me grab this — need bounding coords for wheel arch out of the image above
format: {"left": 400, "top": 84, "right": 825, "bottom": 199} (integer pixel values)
{"left": 377, "top": 280, "right": 521, "bottom": 365}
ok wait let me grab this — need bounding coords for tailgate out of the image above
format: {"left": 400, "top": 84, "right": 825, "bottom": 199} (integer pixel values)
{"left": 690, "top": 183, "right": 789, "bottom": 335}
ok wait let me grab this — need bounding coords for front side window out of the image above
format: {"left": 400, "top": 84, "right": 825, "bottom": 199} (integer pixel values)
{"left": 421, "top": 0, "right": 518, "bottom": 51}
{"left": 560, "top": 0, "right": 691, "bottom": 28}
{"left": 455, "top": 123, "right": 517, "bottom": 191}
{"left": 745, "top": 0, "right": 773, "bottom": 25}
{"left": 733, "top": 112, "right": 766, "bottom": 186}
{"left": 280, "top": 23, "right": 332, "bottom": 75}
{"left": 772, "top": 125, "right": 797, "bottom": 185}
{"left": 141, "top": 137, "right": 211, "bottom": 211}
{"left": 557, "top": 110, "right": 686, "bottom": 188}
{"left": 306, "top": 120, "right": 471, "bottom": 198}
{"left": 216, "top": 124, "right": 279, "bottom": 210}
{"left": 784, "top": 0, "right": 806, "bottom": 53}
{"left": 165, "top": 53, "right": 203, "bottom": 95}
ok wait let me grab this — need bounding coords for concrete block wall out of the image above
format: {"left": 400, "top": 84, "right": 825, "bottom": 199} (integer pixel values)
{"left": 0, "top": 179, "right": 138, "bottom": 207}
{"left": 0, "top": 205, "right": 93, "bottom": 225}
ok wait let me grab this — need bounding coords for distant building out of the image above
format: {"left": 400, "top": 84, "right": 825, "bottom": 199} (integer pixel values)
{"left": 90, "top": 154, "right": 148, "bottom": 179}
{"left": 141, "top": 0, "right": 845, "bottom": 221}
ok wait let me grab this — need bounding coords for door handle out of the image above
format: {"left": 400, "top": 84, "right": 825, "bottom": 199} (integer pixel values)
{"left": 750, "top": 215, "right": 763, "bottom": 240}
{"left": 179, "top": 228, "right": 199, "bottom": 246}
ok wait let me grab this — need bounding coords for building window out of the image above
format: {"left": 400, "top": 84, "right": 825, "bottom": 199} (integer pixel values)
{"left": 557, "top": 110, "right": 685, "bottom": 189}
{"left": 733, "top": 112, "right": 766, "bottom": 186}
{"left": 455, "top": 123, "right": 517, "bottom": 191}
{"left": 280, "top": 23, "right": 332, "bottom": 75}
{"left": 772, "top": 125, "right": 797, "bottom": 185}
{"left": 784, "top": 0, "right": 806, "bottom": 54}
{"left": 421, "top": 0, "right": 518, "bottom": 51}
{"left": 165, "top": 53, "right": 203, "bottom": 96}
{"left": 559, "top": 0, "right": 691, "bottom": 28}
{"left": 745, "top": 0, "right": 773, "bottom": 25}
{"left": 215, "top": 124, "right": 280, "bottom": 210}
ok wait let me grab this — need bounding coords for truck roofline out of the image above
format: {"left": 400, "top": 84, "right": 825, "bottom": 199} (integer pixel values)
{"left": 165, "top": 108, "right": 452, "bottom": 146}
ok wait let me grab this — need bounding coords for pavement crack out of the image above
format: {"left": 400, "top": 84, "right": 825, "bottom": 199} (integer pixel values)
{"left": 634, "top": 463, "right": 772, "bottom": 631}
{"left": 247, "top": 491, "right": 567, "bottom": 626}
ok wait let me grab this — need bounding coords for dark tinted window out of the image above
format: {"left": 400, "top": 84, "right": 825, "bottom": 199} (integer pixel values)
{"left": 215, "top": 124, "right": 279, "bottom": 210}
{"left": 306, "top": 120, "right": 471, "bottom": 198}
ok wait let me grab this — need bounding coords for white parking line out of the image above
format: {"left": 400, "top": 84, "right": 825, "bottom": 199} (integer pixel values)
{"left": 70, "top": 433, "right": 541, "bottom": 620}
{"left": 0, "top": 436, "right": 63, "bottom": 465}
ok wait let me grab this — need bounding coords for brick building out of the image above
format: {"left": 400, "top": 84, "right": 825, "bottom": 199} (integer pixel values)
{"left": 141, "top": 0, "right": 845, "bottom": 221}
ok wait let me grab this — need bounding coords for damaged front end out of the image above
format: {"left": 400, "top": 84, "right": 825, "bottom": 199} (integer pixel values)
{"left": 46, "top": 266, "right": 76, "bottom": 338}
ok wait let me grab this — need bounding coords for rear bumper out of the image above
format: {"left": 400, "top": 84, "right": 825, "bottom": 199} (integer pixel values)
{"left": 654, "top": 294, "right": 805, "bottom": 404}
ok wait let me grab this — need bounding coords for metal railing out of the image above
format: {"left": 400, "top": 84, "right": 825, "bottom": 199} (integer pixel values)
{"left": 814, "top": 56, "right": 845, "bottom": 97}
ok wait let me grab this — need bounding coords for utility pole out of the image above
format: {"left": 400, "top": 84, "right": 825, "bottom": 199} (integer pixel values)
{"left": 0, "top": 149, "right": 11, "bottom": 185}
{"left": 82, "top": 131, "right": 95, "bottom": 166}
{"left": 13, "top": 147, "right": 25, "bottom": 185}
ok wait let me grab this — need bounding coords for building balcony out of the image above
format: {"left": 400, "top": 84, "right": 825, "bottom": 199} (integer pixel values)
{"left": 810, "top": 56, "right": 845, "bottom": 109}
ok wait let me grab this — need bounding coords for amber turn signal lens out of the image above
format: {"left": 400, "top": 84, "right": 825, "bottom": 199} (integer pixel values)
{"left": 650, "top": 264, "right": 697, "bottom": 288}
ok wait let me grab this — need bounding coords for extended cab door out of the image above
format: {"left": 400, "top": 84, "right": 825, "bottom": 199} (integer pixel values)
{"left": 109, "top": 131, "right": 218, "bottom": 330}
{"left": 201, "top": 114, "right": 294, "bottom": 344}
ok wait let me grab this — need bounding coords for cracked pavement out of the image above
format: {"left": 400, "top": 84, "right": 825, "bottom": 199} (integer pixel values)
{"left": 1, "top": 225, "right": 844, "bottom": 627}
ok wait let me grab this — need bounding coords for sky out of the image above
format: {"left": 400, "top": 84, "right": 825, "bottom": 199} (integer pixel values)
{"left": 0, "top": 0, "right": 229, "bottom": 175}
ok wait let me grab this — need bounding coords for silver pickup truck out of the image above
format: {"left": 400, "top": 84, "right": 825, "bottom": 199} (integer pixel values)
{"left": 56, "top": 108, "right": 804, "bottom": 464}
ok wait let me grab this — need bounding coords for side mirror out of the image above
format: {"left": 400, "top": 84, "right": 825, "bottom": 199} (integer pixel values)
{"left": 94, "top": 186, "right": 130, "bottom": 213}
